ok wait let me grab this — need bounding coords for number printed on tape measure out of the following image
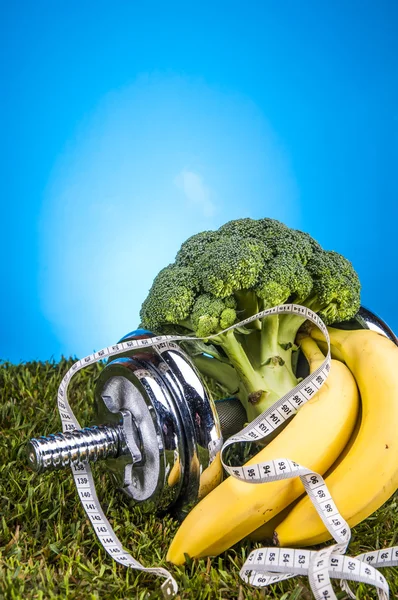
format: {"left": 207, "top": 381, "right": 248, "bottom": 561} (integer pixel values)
{"left": 88, "top": 513, "right": 104, "bottom": 523}
{"left": 93, "top": 524, "right": 108, "bottom": 534}
{"left": 76, "top": 477, "right": 89, "bottom": 485}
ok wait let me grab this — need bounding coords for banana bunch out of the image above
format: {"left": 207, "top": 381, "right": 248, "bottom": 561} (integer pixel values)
{"left": 274, "top": 325, "right": 398, "bottom": 547}
{"left": 167, "top": 334, "right": 359, "bottom": 563}
{"left": 167, "top": 325, "right": 398, "bottom": 563}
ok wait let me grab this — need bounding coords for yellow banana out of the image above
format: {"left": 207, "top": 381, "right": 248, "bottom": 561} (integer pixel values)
{"left": 275, "top": 327, "right": 398, "bottom": 548}
{"left": 168, "top": 457, "right": 181, "bottom": 488}
{"left": 198, "top": 453, "right": 223, "bottom": 499}
{"left": 167, "top": 335, "right": 359, "bottom": 564}
{"left": 168, "top": 454, "right": 223, "bottom": 498}
{"left": 251, "top": 382, "right": 363, "bottom": 543}
{"left": 247, "top": 498, "right": 303, "bottom": 543}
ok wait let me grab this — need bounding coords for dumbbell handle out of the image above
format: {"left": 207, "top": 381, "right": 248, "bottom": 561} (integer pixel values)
{"left": 27, "top": 424, "right": 126, "bottom": 473}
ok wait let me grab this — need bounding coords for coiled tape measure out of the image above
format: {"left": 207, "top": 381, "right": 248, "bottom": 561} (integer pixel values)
{"left": 35, "top": 305, "right": 398, "bottom": 599}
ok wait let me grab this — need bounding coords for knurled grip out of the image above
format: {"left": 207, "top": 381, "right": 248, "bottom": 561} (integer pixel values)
{"left": 27, "top": 424, "right": 124, "bottom": 472}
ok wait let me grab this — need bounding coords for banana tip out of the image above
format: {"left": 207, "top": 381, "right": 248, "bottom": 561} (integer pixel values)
{"left": 296, "top": 332, "right": 309, "bottom": 344}
{"left": 166, "top": 548, "right": 186, "bottom": 565}
{"left": 298, "top": 321, "right": 314, "bottom": 336}
{"left": 272, "top": 531, "right": 280, "bottom": 547}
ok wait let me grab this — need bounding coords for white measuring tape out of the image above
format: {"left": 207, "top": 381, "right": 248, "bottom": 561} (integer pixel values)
{"left": 56, "top": 303, "right": 398, "bottom": 599}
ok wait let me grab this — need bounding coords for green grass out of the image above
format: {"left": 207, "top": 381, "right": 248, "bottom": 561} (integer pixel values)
{"left": 1, "top": 358, "right": 397, "bottom": 600}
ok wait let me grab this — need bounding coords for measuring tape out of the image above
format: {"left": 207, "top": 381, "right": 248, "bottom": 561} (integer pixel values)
{"left": 56, "top": 303, "right": 398, "bottom": 599}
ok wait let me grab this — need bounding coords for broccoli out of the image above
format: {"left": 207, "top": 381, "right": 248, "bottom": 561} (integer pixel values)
{"left": 140, "top": 218, "right": 361, "bottom": 421}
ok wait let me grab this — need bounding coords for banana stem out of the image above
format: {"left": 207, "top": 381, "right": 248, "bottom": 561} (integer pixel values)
{"left": 309, "top": 325, "right": 349, "bottom": 361}
{"left": 297, "top": 334, "right": 326, "bottom": 373}
{"left": 315, "top": 339, "right": 345, "bottom": 363}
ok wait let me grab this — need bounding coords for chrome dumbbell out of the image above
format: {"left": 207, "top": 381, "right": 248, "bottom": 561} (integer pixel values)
{"left": 27, "top": 330, "right": 247, "bottom": 520}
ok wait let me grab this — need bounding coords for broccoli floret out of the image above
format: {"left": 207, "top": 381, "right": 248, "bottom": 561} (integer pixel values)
{"left": 176, "top": 230, "right": 218, "bottom": 268}
{"left": 139, "top": 218, "right": 361, "bottom": 421}
{"left": 190, "top": 294, "right": 237, "bottom": 337}
{"left": 276, "top": 250, "right": 361, "bottom": 352}
{"left": 256, "top": 254, "right": 313, "bottom": 306}
{"left": 307, "top": 250, "right": 361, "bottom": 322}
{"left": 200, "top": 236, "right": 271, "bottom": 298}
{"left": 139, "top": 264, "right": 199, "bottom": 332}
{"left": 218, "top": 217, "right": 269, "bottom": 239}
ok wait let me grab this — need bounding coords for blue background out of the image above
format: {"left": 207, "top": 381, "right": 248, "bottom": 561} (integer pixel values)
{"left": 2, "top": 1, "right": 397, "bottom": 363}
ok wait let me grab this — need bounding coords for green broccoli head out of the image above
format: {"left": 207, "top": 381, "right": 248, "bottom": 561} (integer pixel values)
{"left": 139, "top": 264, "right": 199, "bottom": 332}
{"left": 140, "top": 218, "right": 360, "bottom": 332}
{"left": 139, "top": 217, "right": 361, "bottom": 421}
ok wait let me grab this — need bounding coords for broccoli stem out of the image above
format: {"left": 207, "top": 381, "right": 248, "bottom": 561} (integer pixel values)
{"left": 234, "top": 290, "right": 261, "bottom": 329}
{"left": 260, "top": 314, "right": 280, "bottom": 365}
{"left": 260, "top": 312, "right": 300, "bottom": 382}
{"left": 192, "top": 355, "right": 240, "bottom": 395}
{"left": 182, "top": 297, "right": 330, "bottom": 422}
{"left": 276, "top": 295, "right": 324, "bottom": 348}
{"left": 277, "top": 313, "right": 307, "bottom": 350}
{"left": 219, "top": 330, "right": 266, "bottom": 396}
{"left": 217, "top": 326, "right": 300, "bottom": 422}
